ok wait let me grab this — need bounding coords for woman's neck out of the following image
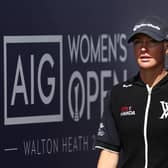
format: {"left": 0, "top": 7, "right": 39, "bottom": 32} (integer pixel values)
{"left": 140, "top": 68, "right": 168, "bottom": 88}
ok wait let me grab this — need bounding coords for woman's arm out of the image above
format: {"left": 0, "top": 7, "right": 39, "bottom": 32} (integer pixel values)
{"left": 97, "top": 149, "right": 119, "bottom": 168}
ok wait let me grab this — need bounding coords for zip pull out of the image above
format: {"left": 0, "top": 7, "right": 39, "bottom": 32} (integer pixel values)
{"left": 146, "top": 84, "right": 152, "bottom": 95}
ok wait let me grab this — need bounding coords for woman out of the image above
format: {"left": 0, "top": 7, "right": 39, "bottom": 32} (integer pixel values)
{"left": 95, "top": 16, "right": 168, "bottom": 168}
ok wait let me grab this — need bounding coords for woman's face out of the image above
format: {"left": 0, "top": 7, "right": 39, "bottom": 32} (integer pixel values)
{"left": 133, "top": 34, "right": 166, "bottom": 71}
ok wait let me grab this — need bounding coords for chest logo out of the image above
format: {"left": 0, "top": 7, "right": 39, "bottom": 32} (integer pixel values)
{"left": 160, "top": 101, "right": 168, "bottom": 119}
{"left": 120, "top": 106, "right": 135, "bottom": 117}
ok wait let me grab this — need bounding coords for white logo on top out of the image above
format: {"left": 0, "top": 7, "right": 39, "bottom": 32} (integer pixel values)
{"left": 160, "top": 101, "right": 168, "bottom": 119}
{"left": 97, "top": 122, "right": 105, "bottom": 136}
{"left": 123, "top": 84, "right": 132, "bottom": 88}
{"left": 133, "top": 23, "right": 160, "bottom": 32}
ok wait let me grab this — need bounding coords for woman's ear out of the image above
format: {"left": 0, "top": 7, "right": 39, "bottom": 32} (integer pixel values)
{"left": 164, "top": 41, "right": 168, "bottom": 55}
{"left": 164, "top": 41, "right": 168, "bottom": 69}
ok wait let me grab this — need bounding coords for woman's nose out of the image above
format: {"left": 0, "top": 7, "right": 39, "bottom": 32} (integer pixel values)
{"left": 141, "top": 46, "right": 147, "bottom": 51}
{"left": 140, "top": 42, "right": 148, "bottom": 51}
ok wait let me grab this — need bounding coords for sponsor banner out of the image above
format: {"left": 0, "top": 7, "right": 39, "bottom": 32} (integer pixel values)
{"left": 2, "top": 34, "right": 129, "bottom": 167}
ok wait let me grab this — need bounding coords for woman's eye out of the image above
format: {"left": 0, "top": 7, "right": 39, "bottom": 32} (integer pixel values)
{"left": 133, "top": 40, "right": 141, "bottom": 45}
{"left": 149, "top": 39, "right": 159, "bottom": 43}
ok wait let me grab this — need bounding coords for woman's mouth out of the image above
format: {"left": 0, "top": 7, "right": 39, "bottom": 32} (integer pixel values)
{"left": 139, "top": 54, "right": 152, "bottom": 62}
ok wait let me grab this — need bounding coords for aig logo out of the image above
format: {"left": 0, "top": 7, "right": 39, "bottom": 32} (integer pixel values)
{"left": 4, "top": 35, "right": 63, "bottom": 125}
